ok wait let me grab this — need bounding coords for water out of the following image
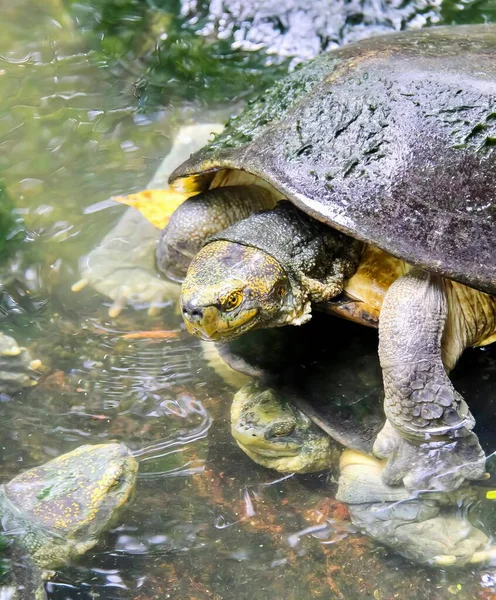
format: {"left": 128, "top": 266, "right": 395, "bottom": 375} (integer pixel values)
{"left": 0, "top": 0, "right": 496, "bottom": 598}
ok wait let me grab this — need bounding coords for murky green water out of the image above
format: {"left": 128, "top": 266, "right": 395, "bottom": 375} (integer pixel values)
{"left": 1, "top": 1, "right": 496, "bottom": 598}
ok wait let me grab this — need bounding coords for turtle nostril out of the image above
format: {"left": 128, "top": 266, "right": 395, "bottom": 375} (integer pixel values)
{"left": 182, "top": 302, "right": 204, "bottom": 320}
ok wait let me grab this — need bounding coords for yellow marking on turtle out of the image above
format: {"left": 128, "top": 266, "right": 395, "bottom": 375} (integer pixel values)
{"left": 340, "top": 449, "right": 385, "bottom": 471}
{"left": 184, "top": 305, "right": 258, "bottom": 340}
{"left": 200, "top": 340, "right": 252, "bottom": 388}
{"left": 326, "top": 246, "right": 409, "bottom": 327}
{"left": 23, "top": 444, "right": 138, "bottom": 532}
{"left": 85, "top": 462, "right": 126, "bottom": 525}
{"left": 171, "top": 166, "right": 285, "bottom": 202}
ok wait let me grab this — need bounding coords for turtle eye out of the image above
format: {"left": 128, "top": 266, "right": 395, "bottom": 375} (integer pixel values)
{"left": 222, "top": 291, "right": 243, "bottom": 312}
{"left": 110, "top": 475, "right": 124, "bottom": 490}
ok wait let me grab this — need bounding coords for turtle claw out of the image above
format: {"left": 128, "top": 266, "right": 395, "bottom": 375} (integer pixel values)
{"left": 468, "top": 549, "right": 496, "bottom": 565}
{"left": 71, "top": 278, "right": 88, "bottom": 292}
{"left": 147, "top": 303, "right": 162, "bottom": 317}
{"left": 373, "top": 420, "right": 487, "bottom": 493}
{"left": 108, "top": 293, "right": 128, "bottom": 318}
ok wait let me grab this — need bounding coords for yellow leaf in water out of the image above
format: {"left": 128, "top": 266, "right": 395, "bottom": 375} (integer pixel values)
{"left": 114, "top": 187, "right": 197, "bottom": 229}
{"left": 121, "top": 330, "right": 180, "bottom": 340}
{"left": 486, "top": 490, "right": 496, "bottom": 500}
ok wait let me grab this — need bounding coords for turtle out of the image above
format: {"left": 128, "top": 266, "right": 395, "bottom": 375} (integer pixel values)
{"left": 143, "top": 24, "right": 496, "bottom": 495}
{"left": 72, "top": 26, "right": 496, "bottom": 492}
{"left": 202, "top": 312, "right": 496, "bottom": 567}
{"left": 0, "top": 443, "right": 138, "bottom": 598}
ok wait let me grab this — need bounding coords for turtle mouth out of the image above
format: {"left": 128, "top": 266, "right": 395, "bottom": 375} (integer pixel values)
{"left": 183, "top": 306, "right": 259, "bottom": 341}
{"left": 233, "top": 425, "right": 303, "bottom": 457}
{"left": 236, "top": 440, "right": 301, "bottom": 458}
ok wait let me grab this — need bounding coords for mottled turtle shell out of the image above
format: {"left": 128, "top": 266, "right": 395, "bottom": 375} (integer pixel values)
{"left": 170, "top": 25, "right": 496, "bottom": 295}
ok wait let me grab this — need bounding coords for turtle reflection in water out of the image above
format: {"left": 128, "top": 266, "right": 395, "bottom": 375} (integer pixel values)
{"left": 204, "top": 315, "right": 496, "bottom": 567}
{"left": 0, "top": 443, "right": 137, "bottom": 598}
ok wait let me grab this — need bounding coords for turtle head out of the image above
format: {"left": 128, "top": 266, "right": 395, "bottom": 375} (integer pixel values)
{"left": 181, "top": 240, "right": 301, "bottom": 342}
{"left": 231, "top": 381, "right": 334, "bottom": 473}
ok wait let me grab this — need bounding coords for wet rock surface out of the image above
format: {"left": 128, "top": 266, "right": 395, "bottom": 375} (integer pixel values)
{"left": 182, "top": 0, "right": 442, "bottom": 63}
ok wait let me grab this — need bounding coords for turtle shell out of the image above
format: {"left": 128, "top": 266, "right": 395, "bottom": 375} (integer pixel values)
{"left": 170, "top": 25, "right": 496, "bottom": 295}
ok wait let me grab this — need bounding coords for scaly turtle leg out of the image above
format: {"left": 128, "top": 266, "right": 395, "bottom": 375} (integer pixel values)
{"left": 338, "top": 450, "right": 496, "bottom": 567}
{"left": 373, "top": 269, "right": 487, "bottom": 492}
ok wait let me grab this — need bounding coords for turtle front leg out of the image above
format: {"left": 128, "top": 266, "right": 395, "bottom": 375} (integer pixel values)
{"left": 373, "top": 269, "right": 486, "bottom": 492}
